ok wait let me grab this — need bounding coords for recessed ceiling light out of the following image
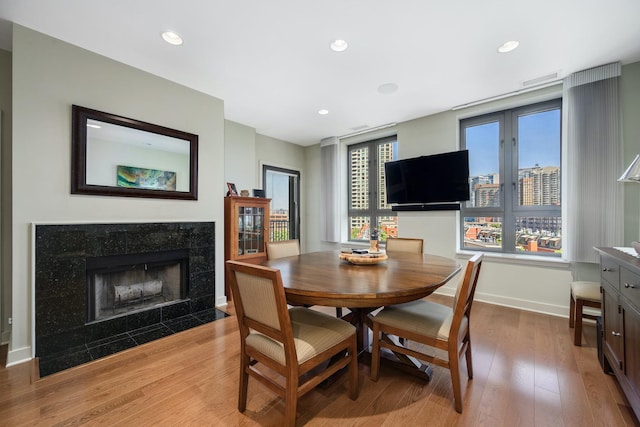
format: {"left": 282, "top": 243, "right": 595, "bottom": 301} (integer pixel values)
{"left": 378, "top": 83, "right": 399, "bottom": 94}
{"left": 330, "top": 39, "right": 348, "bottom": 52}
{"left": 162, "top": 31, "right": 183, "bottom": 46}
{"left": 497, "top": 40, "right": 519, "bottom": 53}
{"left": 318, "top": 109, "right": 329, "bottom": 115}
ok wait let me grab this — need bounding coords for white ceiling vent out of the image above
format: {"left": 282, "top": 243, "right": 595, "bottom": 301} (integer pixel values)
{"left": 522, "top": 72, "right": 561, "bottom": 87}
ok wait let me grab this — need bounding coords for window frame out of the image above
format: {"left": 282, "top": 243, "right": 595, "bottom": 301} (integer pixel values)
{"left": 347, "top": 136, "right": 397, "bottom": 242}
{"left": 460, "top": 98, "right": 562, "bottom": 256}
{"left": 262, "top": 164, "right": 301, "bottom": 242}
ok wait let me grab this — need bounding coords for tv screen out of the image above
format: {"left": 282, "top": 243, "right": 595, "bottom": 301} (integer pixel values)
{"left": 384, "top": 150, "right": 470, "bottom": 205}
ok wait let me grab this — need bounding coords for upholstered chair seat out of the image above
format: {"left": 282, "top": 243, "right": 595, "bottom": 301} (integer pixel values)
{"left": 569, "top": 280, "right": 601, "bottom": 346}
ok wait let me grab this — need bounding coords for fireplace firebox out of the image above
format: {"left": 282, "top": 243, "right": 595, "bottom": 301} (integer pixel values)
{"left": 86, "top": 250, "right": 189, "bottom": 322}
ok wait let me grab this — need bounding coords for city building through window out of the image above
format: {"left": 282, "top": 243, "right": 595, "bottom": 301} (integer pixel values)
{"left": 263, "top": 165, "right": 300, "bottom": 242}
{"left": 347, "top": 136, "right": 398, "bottom": 242}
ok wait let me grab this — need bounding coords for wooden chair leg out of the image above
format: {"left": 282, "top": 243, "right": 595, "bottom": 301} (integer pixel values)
{"left": 284, "top": 377, "right": 298, "bottom": 427}
{"left": 348, "top": 337, "right": 359, "bottom": 400}
{"left": 370, "top": 323, "right": 381, "bottom": 381}
{"left": 465, "top": 336, "right": 474, "bottom": 379}
{"left": 569, "top": 292, "right": 576, "bottom": 328}
{"left": 449, "top": 345, "right": 463, "bottom": 413}
{"left": 574, "top": 299, "right": 584, "bottom": 346}
{"left": 238, "top": 354, "right": 249, "bottom": 412}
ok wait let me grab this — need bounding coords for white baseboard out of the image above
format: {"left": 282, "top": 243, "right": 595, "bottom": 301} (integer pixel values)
{"left": 215, "top": 296, "right": 228, "bottom": 307}
{"left": 434, "top": 289, "right": 568, "bottom": 318}
{"left": 6, "top": 346, "right": 32, "bottom": 368}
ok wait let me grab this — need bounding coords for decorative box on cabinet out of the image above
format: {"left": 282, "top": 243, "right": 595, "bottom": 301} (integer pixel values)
{"left": 595, "top": 247, "right": 640, "bottom": 421}
{"left": 224, "top": 196, "right": 271, "bottom": 299}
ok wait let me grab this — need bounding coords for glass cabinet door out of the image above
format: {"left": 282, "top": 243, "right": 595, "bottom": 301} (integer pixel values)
{"left": 237, "top": 206, "right": 265, "bottom": 256}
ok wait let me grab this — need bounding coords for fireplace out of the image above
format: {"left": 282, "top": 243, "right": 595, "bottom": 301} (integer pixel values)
{"left": 34, "top": 222, "right": 218, "bottom": 376}
{"left": 86, "top": 249, "right": 189, "bottom": 322}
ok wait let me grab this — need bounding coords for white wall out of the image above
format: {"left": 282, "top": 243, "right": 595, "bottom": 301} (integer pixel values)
{"left": 621, "top": 62, "right": 640, "bottom": 244}
{"left": 0, "top": 49, "right": 12, "bottom": 345}
{"left": 8, "top": 25, "right": 225, "bottom": 365}
{"left": 224, "top": 120, "right": 256, "bottom": 194}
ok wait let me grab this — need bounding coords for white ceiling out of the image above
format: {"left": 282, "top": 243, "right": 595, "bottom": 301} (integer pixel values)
{"left": 1, "top": 0, "right": 640, "bottom": 146}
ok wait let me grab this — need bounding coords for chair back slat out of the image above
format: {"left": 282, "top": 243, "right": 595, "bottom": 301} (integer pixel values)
{"left": 226, "top": 261, "right": 294, "bottom": 347}
{"left": 450, "top": 253, "right": 483, "bottom": 334}
{"left": 235, "top": 271, "right": 281, "bottom": 330}
{"left": 385, "top": 237, "right": 424, "bottom": 254}
{"left": 266, "top": 239, "right": 301, "bottom": 260}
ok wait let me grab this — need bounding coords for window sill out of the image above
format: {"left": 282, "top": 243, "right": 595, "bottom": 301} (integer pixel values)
{"left": 456, "top": 250, "right": 570, "bottom": 269}
{"left": 343, "top": 244, "right": 570, "bottom": 269}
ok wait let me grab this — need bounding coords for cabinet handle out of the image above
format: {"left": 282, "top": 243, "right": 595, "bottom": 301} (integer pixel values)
{"left": 624, "top": 283, "right": 637, "bottom": 289}
{"left": 602, "top": 267, "right": 613, "bottom": 272}
{"left": 611, "top": 331, "right": 622, "bottom": 337}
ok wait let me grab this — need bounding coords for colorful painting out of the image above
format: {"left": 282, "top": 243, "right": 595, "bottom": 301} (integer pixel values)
{"left": 117, "top": 165, "right": 176, "bottom": 191}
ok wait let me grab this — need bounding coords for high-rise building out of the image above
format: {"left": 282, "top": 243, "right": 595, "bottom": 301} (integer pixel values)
{"left": 474, "top": 183, "right": 500, "bottom": 207}
{"left": 349, "top": 142, "right": 396, "bottom": 238}
{"left": 518, "top": 166, "right": 560, "bottom": 206}
{"left": 468, "top": 174, "right": 498, "bottom": 207}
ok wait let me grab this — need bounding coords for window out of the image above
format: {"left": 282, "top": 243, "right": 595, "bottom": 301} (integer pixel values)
{"left": 348, "top": 136, "right": 398, "bottom": 242}
{"left": 460, "top": 99, "right": 562, "bottom": 256}
{"left": 263, "top": 165, "right": 300, "bottom": 242}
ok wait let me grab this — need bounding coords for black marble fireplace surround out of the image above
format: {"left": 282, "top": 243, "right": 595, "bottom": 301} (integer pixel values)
{"left": 35, "top": 222, "right": 225, "bottom": 377}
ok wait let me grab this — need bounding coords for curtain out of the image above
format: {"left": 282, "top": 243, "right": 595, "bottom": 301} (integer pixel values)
{"left": 320, "top": 137, "right": 340, "bottom": 242}
{"left": 565, "top": 62, "right": 623, "bottom": 263}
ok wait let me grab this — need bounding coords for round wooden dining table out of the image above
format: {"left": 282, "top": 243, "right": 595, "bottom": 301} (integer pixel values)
{"left": 262, "top": 250, "right": 461, "bottom": 309}
{"left": 263, "top": 249, "right": 461, "bottom": 377}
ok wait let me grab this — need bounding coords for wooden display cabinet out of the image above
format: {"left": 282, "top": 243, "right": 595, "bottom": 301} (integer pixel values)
{"left": 224, "top": 196, "right": 271, "bottom": 299}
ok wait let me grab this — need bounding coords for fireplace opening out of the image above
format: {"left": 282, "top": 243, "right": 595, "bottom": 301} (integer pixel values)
{"left": 86, "top": 249, "right": 189, "bottom": 323}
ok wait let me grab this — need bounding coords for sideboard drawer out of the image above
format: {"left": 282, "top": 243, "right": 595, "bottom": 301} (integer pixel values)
{"left": 621, "top": 267, "right": 640, "bottom": 308}
{"left": 601, "top": 255, "right": 620, "bottom": 289}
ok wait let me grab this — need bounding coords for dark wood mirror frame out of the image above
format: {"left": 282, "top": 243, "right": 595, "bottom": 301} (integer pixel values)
{"left": 71, "top": 105, "right": 198, "bottom": 200}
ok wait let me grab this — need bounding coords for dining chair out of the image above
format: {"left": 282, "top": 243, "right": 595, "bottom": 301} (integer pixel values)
{"left": 226, "top": 260, "right": 359, "bottom": 426}
{"left": 267, "top": 239, "right": 343, "bottom": 318}
{"left": 266, "top": 239, "right": 300, "bottom": 260}
{"left": 569, "top": 280, "right": 601, "bottom": 346}
{"left": 385, "top": 237, "right": 424, "bottom": 254}
{"left": 368, "top": 253, "right": 483, "bottom": 413}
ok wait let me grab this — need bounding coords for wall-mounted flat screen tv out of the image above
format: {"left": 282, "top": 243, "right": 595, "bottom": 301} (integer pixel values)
{"left": 384, "top": 150, "right": 470, "bottom": 205}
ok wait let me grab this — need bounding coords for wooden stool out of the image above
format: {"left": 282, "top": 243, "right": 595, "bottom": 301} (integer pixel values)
{"left": 569, "top": 281, "right": 601, "bottom": 346}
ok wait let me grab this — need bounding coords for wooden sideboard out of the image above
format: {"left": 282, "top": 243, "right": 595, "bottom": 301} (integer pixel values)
{"left": 595, "top": 247, "right": 640, "bottom": 421}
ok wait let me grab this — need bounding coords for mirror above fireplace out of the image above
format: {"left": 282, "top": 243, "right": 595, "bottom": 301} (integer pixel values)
{"left": 71, "top": 105, "right": 199, "bottom": 200}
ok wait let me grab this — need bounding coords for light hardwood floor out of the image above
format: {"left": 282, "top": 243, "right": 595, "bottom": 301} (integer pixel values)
{"left": 1, "top": 295, "right": 638, "bottom": 426}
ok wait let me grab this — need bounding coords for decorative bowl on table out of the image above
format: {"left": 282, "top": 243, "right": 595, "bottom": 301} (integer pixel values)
{"left": 338, "top": 252, "right": 388, "bottom": 265}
